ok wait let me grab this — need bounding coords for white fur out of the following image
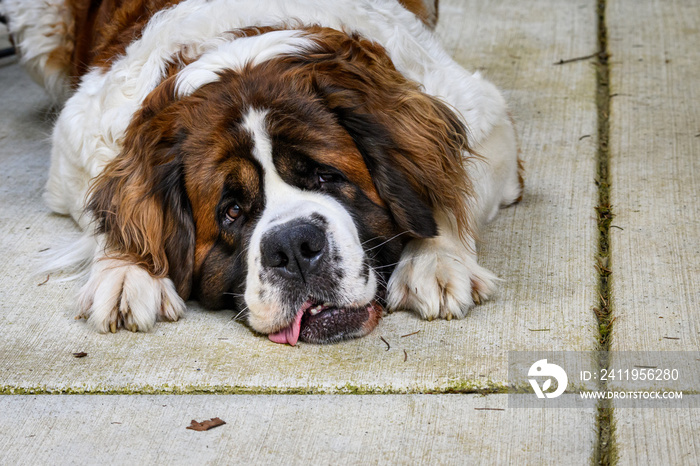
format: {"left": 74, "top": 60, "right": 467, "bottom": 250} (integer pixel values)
{"left": 1, "top": 0, "right": 73, "bottom": 103}
{"left": 4, "top": 0, "right": 523, "bottom": 331}
{"left": 175, "top": 30, "right": 315, "bottom": 97}
{"left": 387, "top": 212, "right": 499, "bottom": 320}
{"left": 242, "top": 109, "right": 377, "bottom": 333}
{"left": 78, "top": 257, "right": 185, "bottom": 333}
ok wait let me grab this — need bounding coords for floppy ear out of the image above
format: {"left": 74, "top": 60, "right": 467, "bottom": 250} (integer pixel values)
{"left": 303, "top": 30, "right": 475, "bottom": 239}
{"left": 330, "top": 109, "right": 439, "bottom": 237}
{"left": 87, "top": 77, "right": 195, "bottom": 299}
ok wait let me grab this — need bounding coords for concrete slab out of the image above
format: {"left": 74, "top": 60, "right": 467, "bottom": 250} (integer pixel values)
{"left": 438, "top": 0, "right": 601, "bottom": 354}
{"left": 615, "top": 400, "right": 700, "bottom": 466}
{"left": 607, "top": 0, "right": 700, "bottom": 352}
{"left": 0, "top": 395, "right": 597, "bottom": 465}
{"left": 0, "top": 0, "right": 599, "bottom": 394}
{"left": 607, "top": 0, "right": 700, "bottom": 463}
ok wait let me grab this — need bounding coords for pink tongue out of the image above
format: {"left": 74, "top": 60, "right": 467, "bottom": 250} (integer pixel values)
{"left": 268, "top": 301, "right": 312, "bottom": 346}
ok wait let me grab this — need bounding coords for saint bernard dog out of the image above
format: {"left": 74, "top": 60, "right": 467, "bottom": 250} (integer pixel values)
{"left": 2, "top": 0, "right": 523, "bottom": 345}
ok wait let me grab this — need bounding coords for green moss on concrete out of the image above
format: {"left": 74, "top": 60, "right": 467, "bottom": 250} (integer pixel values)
{"left": 0, "top": 380, "right": 522, "bottom": 396}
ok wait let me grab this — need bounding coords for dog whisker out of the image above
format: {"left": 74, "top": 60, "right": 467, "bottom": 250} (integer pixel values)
{"left": 371, "top": 261, "right": 400, "bottom": 270}
{"left": 363, "top": 231, "right": 410, "bottom": 252}
{"left": 231, "top": 305, "right": 250, "bottom": 322}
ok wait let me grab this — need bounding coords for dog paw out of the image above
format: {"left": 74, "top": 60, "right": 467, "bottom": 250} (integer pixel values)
{"left": 386, "top": 237, "right": 497, "bottom": 320}
{"left": 77, "top": 258, "right": 185, "bottom": 333}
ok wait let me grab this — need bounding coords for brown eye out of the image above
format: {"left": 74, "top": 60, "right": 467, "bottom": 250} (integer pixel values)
{"left": 225, "top": 204, "right": 241, "bottom": 221}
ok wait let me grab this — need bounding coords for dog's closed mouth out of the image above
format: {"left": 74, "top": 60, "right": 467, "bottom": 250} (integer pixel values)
{"left": 268, "top": 298, "right": 382, "bottom": 346}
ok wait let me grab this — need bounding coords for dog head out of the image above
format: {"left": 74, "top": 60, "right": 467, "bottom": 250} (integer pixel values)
{"left": 88, "top": 27, "right": 473, "bottom": 344}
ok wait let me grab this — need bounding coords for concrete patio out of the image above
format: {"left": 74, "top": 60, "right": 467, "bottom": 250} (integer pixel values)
{"left": 0, "top": 0, "right": 697, "bottom": 464}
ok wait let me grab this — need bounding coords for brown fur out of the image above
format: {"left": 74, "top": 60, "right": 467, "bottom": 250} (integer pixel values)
{"left": 59, "top": 0, "right": 438, "bottom": 84}
{"left": 398, "top": 0, "right": 439, "bottom": 29}
{"left": 294, "top": 27, "right": 475, "bottom": 238}
{"left": 62, "top": 0, "right": 183, "bottom": 81}
{"left": 515, "top": 157, "right": 525, "bottom": 203}
{"left": 87, "top": 72, "right": 195, "bottom": 297}
{"left": 508, "top": 113, "right": 525, "bottom": 204}
{"left": 88, "top": 23, "right": 471, "bottom": 306}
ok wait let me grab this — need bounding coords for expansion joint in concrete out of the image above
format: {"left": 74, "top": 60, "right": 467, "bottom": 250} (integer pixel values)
{"left": 593, "top": 0, "right": 617, "bottom": 465}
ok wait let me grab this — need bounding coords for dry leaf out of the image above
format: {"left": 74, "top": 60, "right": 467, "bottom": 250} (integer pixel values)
{"left": 187, "top": 418, "right": 226, "bottom": 431}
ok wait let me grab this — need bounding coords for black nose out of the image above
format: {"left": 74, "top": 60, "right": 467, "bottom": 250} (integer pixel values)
{"left": 260, "top": 221, "right": 327, "bottom": 283}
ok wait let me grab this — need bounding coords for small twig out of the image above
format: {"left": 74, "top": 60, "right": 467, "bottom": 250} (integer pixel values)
{"left": 72, "top": 352, "right": 88, "bottom": 358}
{"left": 528, "top": 328, "right": 551, "bottom": 332}
{"left": 553, "top": 52, "right": 599, "bottom": 65}
{"left": 38, "top": 247, "right": 50, "bottom": 253}
{"left": 663, "top": 336, "right": 680, "bottom": 340}
{"left": 403, "top": 349, "right": 408, "bottom": 362}
{"left": 633, "top": 365, "right": 657, "bottom": 369}
{"left": 610, "top": 225, "right": 624, "bottom": 230}
{"left": 37, "top": 274, "right": 50, "bottom": 286}
{"left": 474, "top": 408, "right": 505, "bottom": 411}
{"left": 380, "top": 336, "right": 390, "bottom": 351}
{"left": 579, "top": 134, "right": 591, "bottom": 141}
{"left": 400, "top": 330, "right": 421, "bottom": 338}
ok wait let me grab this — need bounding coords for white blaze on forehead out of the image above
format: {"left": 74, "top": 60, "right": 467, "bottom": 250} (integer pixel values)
{"left": 241, "top": 108, "right": 349, "bottom": 227}
{"left": 175, "top": 30, "right": 315, "bottom": 97}
{"left": 241, "top": 108, "right": 377, "bottom": 333}
{"left": 242, "top": 108, "right": 297, "bottom": 214}
{"left": 243, "top": 109, "right": 277, "bottom": 191}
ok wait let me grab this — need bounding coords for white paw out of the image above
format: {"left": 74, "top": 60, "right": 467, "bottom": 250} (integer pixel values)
{"left": 78, "top": 258, "right": 185, "bottom": 333}
{"left": 386, "top": 237, "right": 497, "bottom": 320}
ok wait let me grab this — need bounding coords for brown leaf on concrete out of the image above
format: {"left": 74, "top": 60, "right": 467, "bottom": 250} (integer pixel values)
{"left": 187, "top": 418, "right": 226, "bottom": 431}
